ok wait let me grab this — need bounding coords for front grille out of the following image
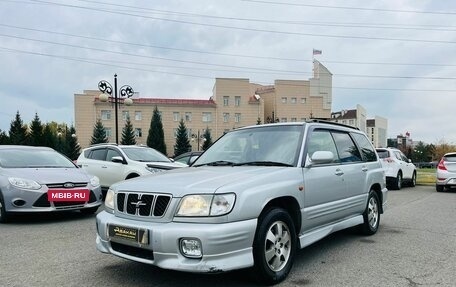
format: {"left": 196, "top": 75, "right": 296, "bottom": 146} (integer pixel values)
{"left": 116, "top": 192, "right": 171, "bottom": 217}
{"left": 111, "top": 241, "right": 154, "bottom": 261}
{"left": 33, "top": 193, "right": 51, "bottom": 207}
{"left": 46, "top": 182, "right": 88, "bottom": 188}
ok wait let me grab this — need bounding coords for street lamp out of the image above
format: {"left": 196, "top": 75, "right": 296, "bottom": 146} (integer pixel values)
{"left": 98, "top": 74, "right": 134, "bottom": 144}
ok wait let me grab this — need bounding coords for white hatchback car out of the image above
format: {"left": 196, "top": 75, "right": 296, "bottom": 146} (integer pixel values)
{"left": 436, "top": 152, "right": 456, "bottom": 192}
{"left": 376, "top": 148, "right": 417, "bottom": 190}
{"left": 77, "top": 144, "right": 186, "bottom": 195}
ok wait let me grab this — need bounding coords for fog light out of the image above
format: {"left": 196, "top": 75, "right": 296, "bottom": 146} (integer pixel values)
{"left": 180, "top": 238, "right": 202, "bottom": 258}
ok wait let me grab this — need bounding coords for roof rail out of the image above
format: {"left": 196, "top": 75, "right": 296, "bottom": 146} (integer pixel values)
{"left": 306, "top": 119, "right": 360, "bottom": 130}
{"left": 89, "top": 143, "right": 118, "bottom": 147}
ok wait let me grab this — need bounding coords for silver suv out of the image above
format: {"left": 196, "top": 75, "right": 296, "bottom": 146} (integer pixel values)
{"left": 77, "top": 144, "right": 186, "bottom": 195}
{"left": 95, "top": 121, "right": 387, "bottom": 284}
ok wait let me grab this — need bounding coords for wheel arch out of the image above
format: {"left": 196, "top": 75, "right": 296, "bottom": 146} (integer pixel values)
{"left": 258, "top": 196, "right": 301, "bottom": 236}
{"left": 370, "top": 183, "right": 384, "bottom": 214}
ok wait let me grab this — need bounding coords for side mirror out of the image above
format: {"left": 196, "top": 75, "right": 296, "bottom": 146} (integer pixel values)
{"left": 308, "top": 151, "right": 334, "bottom": 166}
{"left": 188, "top": 155, "right": 200, "bottom": 166}
{"left": 111, "top": 156, "right": 125, "bottom": 164}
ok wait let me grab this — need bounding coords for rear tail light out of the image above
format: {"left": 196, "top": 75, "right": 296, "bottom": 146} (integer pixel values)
{"left": 437, "top": 158, "right": 447, "bottom": 171}
{"left": 383, "top": 157, "right": 394, "bottom": 163}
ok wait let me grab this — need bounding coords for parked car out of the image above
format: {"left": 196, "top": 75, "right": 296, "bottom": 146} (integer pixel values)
{"left": 0, "top": 145, "right": 102, "bottom": 223}
{"left": 436, "top": 152, "right": 456, "bottom": 192}
{"left": 173, "top": 151, "right": 203, "bottom": 166}
{"left": 376, "top": 147, "right": 417, "bottom": 190}
{"left": 77, "top": 144, "right": 186, "bottom": 194}
{"left": 95, "top": 121, "right": 387, "bottom": 284}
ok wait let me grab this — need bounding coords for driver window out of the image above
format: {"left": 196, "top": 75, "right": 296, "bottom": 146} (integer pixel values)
{"left": 307, "top": 130, "right": 338, "bottom": 163}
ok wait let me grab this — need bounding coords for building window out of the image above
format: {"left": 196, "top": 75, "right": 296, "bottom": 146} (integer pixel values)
{"left": 173, "top": 112, "right": 180, "bottom": 122}
{"left": 281, "top": 118, "right": 287, "bottom": 122}
{"left": 349, "top": 119, "right": 354, "bottom": 126}
{"left": 291, "top": 117, "right": 297, "bottom": 122}
{"left": 101, "top": 110, "right": 111, "bottom": 120}
{"left": 105, "top": 128, "right": 112, "bottom": 137}
{"left": 185, "top": 112, "right": 192, "bottom": 122}
{"left": 235, "top": 96, "right": 241, "bottom": 106}
{"left": 301, "top": 98, "right": 306, "bottom": 104}
{"left": 291, "top": 98, "right": 297, "bottom": 104}
{"left": 223, "top": 96, "right": 229, "bottom": 106}
{"left": 281, "top": 97, "right": 287, "bottom": 104}
{"left": 223, "top": 113, "right": 230, "bottom": 123}
{"left": 202, "top": 112, "right": 212, "bottom": 122}
{"left": 234, "top": 113, "right": 241, "bottom": 123}
{"left": 135, "top": 111, "right": 142, "bottom": 121}
{"left": 173, "top": 128, "right": 178, "bottom": 138}
{"left": 135, "top": 128, "right": 142, "bottom": 137}
{"left": 122, "top": 111, "right": 129, "bottom": 121}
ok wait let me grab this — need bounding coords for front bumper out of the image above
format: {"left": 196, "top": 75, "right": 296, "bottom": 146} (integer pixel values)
{"left": 381, "top": 187, "right": 388, "bottom": 213}
{"left": 96, "top": 211, "right": 257, "bottom": 272}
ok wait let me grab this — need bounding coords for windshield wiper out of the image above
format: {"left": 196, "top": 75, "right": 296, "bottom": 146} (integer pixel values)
{"left": 194, "top": 160, "right": 235, "bottom": 167}
{"left": 233, "top": 161, "right": 293, "bottom": 167}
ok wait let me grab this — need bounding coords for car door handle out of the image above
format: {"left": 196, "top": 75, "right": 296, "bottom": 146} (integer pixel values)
{"left": 362, "top": 166, "right": 368, "bottom": 172}
{"left": 101, "top": 166, "right": 107, "bottom": 169}
{"left": 335, "top": 169, "right": 344, "bottom": 176}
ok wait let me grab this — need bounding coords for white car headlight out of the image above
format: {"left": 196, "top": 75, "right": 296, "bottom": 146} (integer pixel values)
{"left": 90, "top": 176, "right": 100, "bottom": 187}
{"left": 176, "top": 193, "right": 235, "bottom": 217}
{"left": 145, "top": 166, "right": 165, "bottom": 173}
{"left": 8, "top": 177, "right": 41, "bottom": 190}
{"left": 105, "top": 189, "right": 115, "bottom": 210}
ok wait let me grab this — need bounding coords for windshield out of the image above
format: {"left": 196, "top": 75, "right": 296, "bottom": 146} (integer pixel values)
{"left": 122, "top": 147, "right": 171, "bottom": 162}
{"left": 0, "top": 148, "right": 76, "bottom": 168}
{"left": 193, "top": 125, "right": 303, "bottom": 167}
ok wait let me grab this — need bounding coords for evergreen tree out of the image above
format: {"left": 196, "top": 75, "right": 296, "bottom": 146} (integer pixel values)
{"left": 174, "top": 119, "right": 191, "bottom": 156}
{"left": 42, "top": 123, "right": 58, "bottom": 149}
{"left": 147, "top": 106, "right": 167, "bottom": 155}
{"left": 9, "top": 111, "right": 28, "bottom": 145}
{"left": 0, "top": 129, "right": 9, "bottom": 144}
{"left": 201, "top": 127, "right": 213, "bottom": 151}
{"left": 66, "top": 125, "right": 81, "bottom": 160}
{"left": 90, "top": 119, "right": 108, "bottom": 145}
{"left": 29, "top": 113, "right": 44, "bottom": 146}
{"left": 121, "top": 116, "right": 136, "bottom": 145}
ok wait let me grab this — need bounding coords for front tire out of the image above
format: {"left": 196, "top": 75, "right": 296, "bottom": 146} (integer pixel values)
{"left": 360, "top": 190, "right": 380, "bottom": 235}
{"left": 253, "top": 208, "right": 296, "bottom": 285}
{"left": 436, "top": 185, "right": 444, "bottom": 192}
{"left": 409, "top": 171, "right": 417, "bottom": 187}
{"left": 0, "top": 193, "right": 10, "bottom": 223}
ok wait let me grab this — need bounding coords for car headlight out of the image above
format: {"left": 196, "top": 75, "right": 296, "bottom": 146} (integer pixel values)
{"left": 105, "top": 189, "right": 115, "bottom": 210}
{"left": 8, "top": 177, "right": 41, "bottom": 190}
{"left": 176, "top": 193, "right": 235, "bottom": 217}
{"left": 90, "top": 176, "right": 100, "bottom": 187}
{"left": 145, "top": 166, "right": 165, "bottom": 173}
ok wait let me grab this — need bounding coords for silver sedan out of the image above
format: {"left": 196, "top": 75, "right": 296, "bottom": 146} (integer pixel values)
{"left": 0, "top": 145, "right": 102, "bottom": 223}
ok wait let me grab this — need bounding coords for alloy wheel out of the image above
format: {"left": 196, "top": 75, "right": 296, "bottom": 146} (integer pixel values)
{"left": 264, "top": 220, "right": 292, "bottom": 272}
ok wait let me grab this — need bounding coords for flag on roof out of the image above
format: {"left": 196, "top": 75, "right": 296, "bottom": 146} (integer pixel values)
{"left": 313, "top": 49, "right": 322, "bottom": 55}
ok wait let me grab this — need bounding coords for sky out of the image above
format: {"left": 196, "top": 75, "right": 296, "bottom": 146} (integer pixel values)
{"left": 1, "top": 0, "right": 455, "bottom": 145}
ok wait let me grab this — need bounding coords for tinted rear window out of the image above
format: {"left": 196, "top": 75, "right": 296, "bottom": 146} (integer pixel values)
{"left": 376, "top": 150, "right": 389, "bottom": 159}
{"left": 444, "top": 154, "right": 456, "bottom": 162}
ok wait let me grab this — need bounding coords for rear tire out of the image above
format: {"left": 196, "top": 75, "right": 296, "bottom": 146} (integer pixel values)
{"left": 360, "top": 190, "right": 380, "bottom": 235}
{"left": 436, "top": 185, "right": 444, "bottom": 192}
{"left": 252, "top": 208, "right": 296, "bottom": 285}
{"left": 392, "top": 172, "right": 402, "bottom": 190}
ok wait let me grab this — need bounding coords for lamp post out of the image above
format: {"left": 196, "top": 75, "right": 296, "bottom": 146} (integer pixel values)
{"left": 98, "top": 74, "right": 134, "bottom": 144}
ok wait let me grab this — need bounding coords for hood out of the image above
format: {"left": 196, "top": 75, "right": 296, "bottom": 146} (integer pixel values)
{"left": 2, "top": 167, "right": 92, "bottom": 184}
{"left": 111, "top": 166, "right": 294, "bottom": 197}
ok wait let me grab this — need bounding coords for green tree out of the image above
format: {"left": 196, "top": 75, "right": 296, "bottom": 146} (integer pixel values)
{"left": 147, "top": 106, "right": 167, "bottom": 155}
{"left": 201, "top": 127, "right": 213, "bottom": 151}
{"left": 66, "top": 125, "right": 81, "bottom": 160}
{"left": 42, "top": 123, "right": 58, "bottom": 149}
{"left": 174, "top": 119, "right": 191, "bottom": 156}
{"left": 90, "top": 119, "right": 108, "bottom": 145}
{"left": 256, "top": 117, "right": 262, "bottom": 125}
{"left": 0, "top": 129, "right": 9, "bottom": 144}
{"left": 9, "top": 111, "right": 28, "bottom": 145}
{"left": 29, "top": 113, "right": 44, "bottom": 146}
{"left": 121, "top": 116, "right": 136, "bottom": 145}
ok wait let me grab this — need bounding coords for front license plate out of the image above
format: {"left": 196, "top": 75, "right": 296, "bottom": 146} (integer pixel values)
{"left": 47, "top": 189, "right": 90, "bottom": 202}
{"left": 108, "top": 224, "right": 149, "bottom": 245}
